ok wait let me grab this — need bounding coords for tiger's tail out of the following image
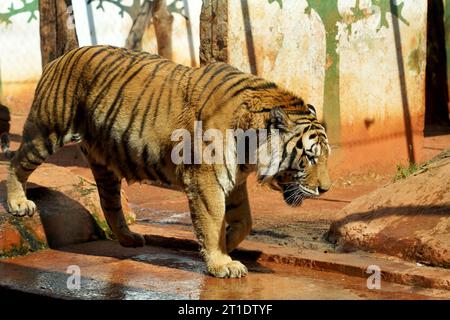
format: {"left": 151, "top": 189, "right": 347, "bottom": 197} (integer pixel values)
{"left": 1, "top": 132, "right": 13, "bottom": 159}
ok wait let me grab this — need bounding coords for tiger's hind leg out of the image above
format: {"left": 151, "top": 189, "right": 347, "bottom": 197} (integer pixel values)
{"left": 88, "top": 160, "right": 145, "bottom": 248}
{"left": 6, "top": 120, "right": 57, "bottom": 216}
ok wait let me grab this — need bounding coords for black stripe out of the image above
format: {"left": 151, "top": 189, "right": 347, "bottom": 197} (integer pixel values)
{"left": 230, "top": 82, "right": 277, "bottom": 99}
{"left": 62, "top": 48, "right": 113, "bottom": 137}
{"left": 60, "top": 46, "right": 104, "bottom": 128}
{"left": 90, "top": 51, "right": 149, "bottom": 110}
{"left": 27, "top": 144, "right": 47, "bottom": 162}
{"left": 88, "top": 52, "right": 125, "bottom": 90}
{"left": 55, "top": 47, "right": 96, "bottom": 136}
{"left": 288, "top": 145, "right": 299, "bottom": 166}
{"left": 167, "top": 67, "right": 190, "bottom": 115}
{"left": 38, "top": 56, "right": 68, "bottom": 124}
{"left": 24, "top": 154, "right": 42, "bottom": 166}
{"left": 35, "top": 59, "right": 60, "bottom": 95}
{"left": 271, "top": 102, "right": 307, "bottom": 110}
{"left": 90, "top": 53, "right": 141, "bottom": 110}
{"left": 120, "top": 107, "right": 141, "bottom": 181}
{"left": 117, "top": 60, "right": 167, "bottom": 162}
{"left": 154, "top": 167, "right": 170, "bottom": 185}
{"left": 198, "top": 74, "right": 249, "bottom": 120}
{"left": 103, "top": 58, "right": 155, "bottom": 144}
{"left": 141, "top": 147, "right": 169, "bottom": 185}
{"left": 44, "top": 138, "right": 54, "bottom": 156}
{"left": 19, "top": 163, "right": 35, "bottom": 172}
{"left": 51, "top": 50, "right": 83, "bottom": 135}
{"left": 294, "top": 120, "right": 313, "bottom": 125}
{"left": 213, "top": 170, "right": 226, "bottom": 194}
{"left": 139, "top": 61, "right": 172, "bottom": 137}
{"left": 94, "top": 56, "right": 151, "bottom": 146}
{"left": 196, "top": 63, "right": 231, "bottom": 100}
{"left": 188, "top": 63, "right": 217, "bottom": 98}
{"left": 151, "top": 64, "right": 183, "bottom": 126}
{"left": 142, "top": 146, "right": 158, "bottom": 180}
{"left": 280, "top": 133, "right": 301, "bottom": 165}
{"left": 130, "top": 59, "right": 167, "bottom": 113}
{"left": 142, "top": 145, "right": 169, "bottom": 184}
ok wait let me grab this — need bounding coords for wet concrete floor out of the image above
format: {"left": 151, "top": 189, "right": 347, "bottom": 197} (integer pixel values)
{"left": 1, "top": 240, "right": 449, "bottom": 300}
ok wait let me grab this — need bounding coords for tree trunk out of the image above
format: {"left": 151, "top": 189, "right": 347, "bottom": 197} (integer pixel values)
{"left": 199, "top": 0, "right": 228, "bottom": 66}
{"left": 125, "top": 1, "right": 153, "bottom": 50}
{"left": 39, "top": 0, "right": 79, "bottom": 67}
{"left": 152, "top": 0, "right": 173, "bottom": 59}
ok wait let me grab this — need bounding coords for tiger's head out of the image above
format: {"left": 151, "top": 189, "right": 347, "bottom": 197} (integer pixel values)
{"left": 257, "top": 105, "right": 331, "bottom": 207}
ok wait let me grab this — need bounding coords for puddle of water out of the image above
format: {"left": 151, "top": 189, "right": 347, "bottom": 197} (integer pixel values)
{"left": 134, "top": 207, "right": 192, "bottom": 227}
{"left": 132, "top": 252, "right": 205, "bottom": 274}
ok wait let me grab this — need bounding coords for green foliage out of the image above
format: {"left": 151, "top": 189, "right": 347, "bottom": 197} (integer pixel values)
{"left": 373, "top": 0, "right": 409, "bottom": 31}
{"left": 88, "top": 0, "right": 144, "bottom": 19}
{"left": 75, "top": 178, "right": 97, "bottom": 197}
{"left": 268, "top": 0, "right": 283, "bottom": 9}
{"left": 304, "top": 0, "right": 410, "bottom": 34}
{"left": 87, "top": 0, "right": 186, "bottom": 21}
{"left": 394, "top": 162, "right": 419, "bottom": 182}
{"left": 0, "top": 245, "right": 33, "bottom": 258}
{"left": 0, "top": 0, "right": 38, "bottom": 25}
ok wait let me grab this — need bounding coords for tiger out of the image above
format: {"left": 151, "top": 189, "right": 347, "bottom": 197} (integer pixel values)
{"left": 4, "top": 45, "right": 331, "bottom": 278}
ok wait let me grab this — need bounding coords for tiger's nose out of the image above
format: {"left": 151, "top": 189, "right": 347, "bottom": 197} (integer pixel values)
{"left": 318, "top": 186, "right": 329, "bottom": 194}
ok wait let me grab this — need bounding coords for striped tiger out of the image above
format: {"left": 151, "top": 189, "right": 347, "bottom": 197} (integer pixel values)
{"left": 4, "top": 45, "right": 331, "bottom": 278}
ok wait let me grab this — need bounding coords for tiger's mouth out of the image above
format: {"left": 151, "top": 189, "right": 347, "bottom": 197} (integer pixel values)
{"left": 281, "top": 183, "right": 319, "bottom": 207}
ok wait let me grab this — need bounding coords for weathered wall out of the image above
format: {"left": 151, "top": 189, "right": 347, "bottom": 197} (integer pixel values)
{"left": 201, "top": 0, "right": 428, "bottom": 174}
{"left": 0, "top": 0, "right": 201, "bottom": 110}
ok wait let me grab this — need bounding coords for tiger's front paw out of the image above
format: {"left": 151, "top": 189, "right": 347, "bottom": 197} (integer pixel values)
{"left": 207, "top": 260, "right": 248, "bottom": 278}
{"left": 7, "top": 198, "right": 37, "bottom": 217}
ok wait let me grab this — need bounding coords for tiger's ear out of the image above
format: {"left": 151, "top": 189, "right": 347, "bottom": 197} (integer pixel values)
{"left": 268, "top": 107, "right": 292, "bottom": 132}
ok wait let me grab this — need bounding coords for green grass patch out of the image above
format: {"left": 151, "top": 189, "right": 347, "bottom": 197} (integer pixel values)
{"left": 74, "top": 178, "right": 97, "bottom": 197}
{"left": 394, "top": 162, "right": 419, "bottom": 182}
{"left": 0, "top": 242, "right": 48, "bottom": 259}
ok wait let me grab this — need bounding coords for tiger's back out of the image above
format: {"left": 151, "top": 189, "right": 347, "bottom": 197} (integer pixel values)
{"left": 29, "top": 45, "right": 268, "bottom": 185}
{"left": 32, "top": 46, "right": 194, "bottom": 184}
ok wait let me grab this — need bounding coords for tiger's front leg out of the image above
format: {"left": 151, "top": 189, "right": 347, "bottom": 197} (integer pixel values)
{"left": 225, "top": 181, "right": 252, "bottom": 253}
{"left": 183, "top": 169, "right": 248, "bottom": 278}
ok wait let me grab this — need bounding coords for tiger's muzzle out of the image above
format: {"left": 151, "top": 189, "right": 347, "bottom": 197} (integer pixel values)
{"left": 280, "top": 182, "right": 319, "bottom": 207}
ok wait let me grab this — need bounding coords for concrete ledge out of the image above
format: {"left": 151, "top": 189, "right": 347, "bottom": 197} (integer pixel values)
{"left": 131, "top": 224, "right": 450, "bottom": 290}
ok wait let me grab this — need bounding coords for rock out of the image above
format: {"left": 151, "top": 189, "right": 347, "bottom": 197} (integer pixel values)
{"left": 0, "top": 213, "right": 47, "bottom": 256}
{"left": 0, "top": 104, "right": 10, "bottom": 135}
{"left": 0, "top": 164, "right": 136, "bottom": 256}
{"left": 328, "top": 150, "right": 450, "bottom": 268}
